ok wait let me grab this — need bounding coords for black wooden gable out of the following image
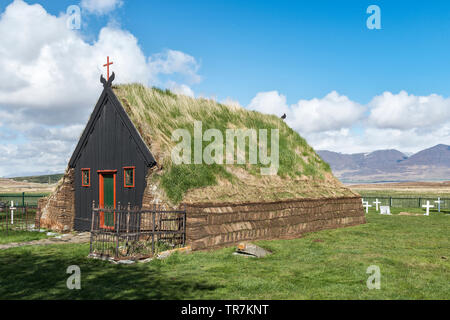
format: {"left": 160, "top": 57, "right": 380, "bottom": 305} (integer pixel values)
{"left": 69, "top": 75, "right": 156, "bottom": 168}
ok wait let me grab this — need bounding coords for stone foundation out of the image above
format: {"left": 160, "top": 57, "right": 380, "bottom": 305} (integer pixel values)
{"left": 37, "top": 168, "right": 75, "bottom": 232}
{"left": 141, "top": 166, "right": 162, "bottom": 210}
{"left": 185, "top": 196, "right": 365, "bottom": 250}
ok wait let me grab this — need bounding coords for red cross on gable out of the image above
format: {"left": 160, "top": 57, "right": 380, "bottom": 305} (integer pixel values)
{"left": 103, "top": 56, "right": 114, "bottom": 81}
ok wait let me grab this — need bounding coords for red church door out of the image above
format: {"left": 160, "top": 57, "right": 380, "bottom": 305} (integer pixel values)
{"left": 98, "top": 171, "right": 116, "bottom": 230}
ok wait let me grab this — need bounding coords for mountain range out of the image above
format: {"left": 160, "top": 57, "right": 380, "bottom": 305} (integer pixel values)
{"left": 317, "top": 144, "right": 450, "bottom": 183}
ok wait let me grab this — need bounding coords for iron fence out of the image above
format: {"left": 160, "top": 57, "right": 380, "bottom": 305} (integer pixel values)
{"left": 0, "top": 192, "right": 47, "bottom": 207}
{"left": 360, "top": 196, "right": 450, "bottom": 209}
{"left": 0, "top": 204, "right": 40, "bottom": 233}
{"left": 89, "top": 203, "right": 186, "bottom": 261}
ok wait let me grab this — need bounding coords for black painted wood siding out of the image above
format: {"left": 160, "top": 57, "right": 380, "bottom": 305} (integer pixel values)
{"left": 73, "top": 97, "right": 149, "bottom": 231}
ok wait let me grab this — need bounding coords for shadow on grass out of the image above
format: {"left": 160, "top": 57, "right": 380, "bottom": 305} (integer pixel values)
{"left": 0, "top": 245, "right": 219, "bottom": 300}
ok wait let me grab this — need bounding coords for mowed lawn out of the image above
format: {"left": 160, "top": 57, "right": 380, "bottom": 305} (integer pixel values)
{"left": 0, "top": 210, "right": 448, "bottom": 300}
{"left": 0, "top": 230, "right": 49, "bottom": 245}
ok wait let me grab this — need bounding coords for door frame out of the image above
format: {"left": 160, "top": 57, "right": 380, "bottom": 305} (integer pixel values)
{"left": 98, "top": 170, "right": 117, "bottom": 230}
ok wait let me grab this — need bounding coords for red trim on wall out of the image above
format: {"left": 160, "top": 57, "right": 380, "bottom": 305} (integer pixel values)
{"left": 123, "top": 166, "right": 135, "bottom": 188}
{"left": 81, "top": 168, "right": 90, "bottom": 187}
{"left": 98, "top": 171, "right": 116, "bottom": 230}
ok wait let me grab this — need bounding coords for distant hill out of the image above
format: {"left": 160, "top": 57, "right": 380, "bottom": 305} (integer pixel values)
{"left": 318, "top": 144, "right": 450, "bottom": 183}
{"left": 400, "top": 144, "right": 450, "bottom": 166}
{"left": 318, "top": 149, "right": 407, "bottom": 172}
{"left": 11, "top": 174, "right": 64, "bottom": 184}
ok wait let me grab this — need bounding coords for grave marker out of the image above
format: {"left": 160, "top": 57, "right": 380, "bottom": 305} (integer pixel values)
{"left": 434, "top": 198, "right": 442, "bottom": 213}
{"left": 363, "top": 201, "right": 372, "bottom": 214}
{"left": 380, "top": 206, "right": 391, "bottom": 215}
{"left": 373, "top": 199, "right": 381, "bottom": 211}
{"left": 422, "top": 201, "right": 434, "bottom": 216}
{"left": 10, "top": 201, "right": 16, "bottom": 225}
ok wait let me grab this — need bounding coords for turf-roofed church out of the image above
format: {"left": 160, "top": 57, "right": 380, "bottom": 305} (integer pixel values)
{"left": 38, "top": 71, "right": 366, "bottom": 250}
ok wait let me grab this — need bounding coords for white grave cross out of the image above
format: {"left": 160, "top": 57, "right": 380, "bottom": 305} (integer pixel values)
{"left": 10, "top": 200, "right": 16, "bottom": 225}
{"left": 363, "top": 201, "right": 372, "bottom": 214}
{"left": 422, "top": 200, "right": 434, "bottom": 216}
{"left": 373, "top": 199, "right": 381, "bottom": 211}
{"left": 434, "top": 198, "right": 442, "bottom": 213}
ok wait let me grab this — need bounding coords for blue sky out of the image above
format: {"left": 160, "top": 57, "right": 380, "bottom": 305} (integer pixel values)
{"left": 1, "top": 0, "right": 450, "bottom": 176}
{"left": 9, "top": 0, "right": 450, "bottom": 105}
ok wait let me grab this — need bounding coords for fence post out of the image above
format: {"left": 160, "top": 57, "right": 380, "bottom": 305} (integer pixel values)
{"left": 157, "top": 204, "right": 161, "bottom": 243}
{"left": 24, "top": 205, "right": 27, "bottom": 231}
{"left": 183, "top": 204, "right": 186, "bottom": 246}
{"left": 5, "top": 205, "right": 8, "bottom": 235}
{"left": 390, "top": 197, "right": 392, "bottom": 207}
{"left": 152, "top": 204, "right": 156, "bottom": 255}
{"left": 36, "top": 205, "right": 40, "bottom": 230}
{"left": 418, "top": 198, "right": 422, "bottom": 208}
{"left": 22, "top": 192, "right": 25, "bottom": 208}
{"left": 116, "top": 207, "right": 121, "bottom": 259}
{"left": 126, "top": 203, "right": 130, "bottom": 247}
{"left": 89, "top": 201, "right": 95, "bottom": 255}
{"left": 136, "top": 205, "right": 141, "bottom": 248}
{"left": 127, "top": 203, "right": 130, "bottom": 234}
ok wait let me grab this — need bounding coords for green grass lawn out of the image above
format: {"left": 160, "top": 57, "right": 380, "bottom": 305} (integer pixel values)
{"left": 0, "top": 210, "right": 448, "bottom": 300}
{"left": 0, "top": 230, "right": 49, "bottom": 245}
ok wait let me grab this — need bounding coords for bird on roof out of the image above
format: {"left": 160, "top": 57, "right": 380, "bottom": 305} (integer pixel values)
{"left": 281, "top": 113, "right": 286, "bottom": 120}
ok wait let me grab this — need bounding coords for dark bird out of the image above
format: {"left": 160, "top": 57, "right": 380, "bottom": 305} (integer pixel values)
{"left": 281, "top": 113, "right": 286, "bottom": 120}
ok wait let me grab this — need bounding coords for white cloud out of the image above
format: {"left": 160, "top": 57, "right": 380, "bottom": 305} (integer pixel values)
{"left": 289, "top": 91, "right": 365, "bottom": 133}
{"left": 363, "top": 126, "right": 450, "bottom": 153}
{"left": 368, "top": 91, "right": 450, "bottom": 129}
{"left": 247, "top": 91, "right": 289, "bottom": 116}
{"left": 247, "top": 90, "right": 364, "bottom": 133}
{"left": 81, "top": 0, "right": 123, "bottom": 15}
{"left": 301, "top": 128, "right": 366, "bottom": 154}
{"left": 167, "top": 81, "right": 195, "bottom": 97}
{"left": 246, "top": 89, "right": 450, "bottom": 155}
{"left": 0, "top": 0, "right": 201, "bottom": 176}
{"left": 149, "top": 49, "right": 202, "bottom": 85}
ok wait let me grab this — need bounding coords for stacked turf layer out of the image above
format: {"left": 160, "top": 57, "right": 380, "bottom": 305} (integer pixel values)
{"left": 112, "top": 84, "right": 357, "bottom": 204}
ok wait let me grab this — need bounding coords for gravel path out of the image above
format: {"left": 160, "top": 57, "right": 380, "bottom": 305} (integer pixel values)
{"left": 0, "top": 232, "right": 91, "bottom": 250}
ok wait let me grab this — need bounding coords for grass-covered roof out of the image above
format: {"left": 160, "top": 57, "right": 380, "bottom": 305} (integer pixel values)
{"left": 112, "top": 84, "right": 356, "bottom": 204}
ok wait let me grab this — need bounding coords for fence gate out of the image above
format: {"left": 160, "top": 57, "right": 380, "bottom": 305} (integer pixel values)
{"left": 89, "top": 203, "right": 186, "bottom": 260}
{"left": 0, "top": 203, "right": 40, "bottom": 233}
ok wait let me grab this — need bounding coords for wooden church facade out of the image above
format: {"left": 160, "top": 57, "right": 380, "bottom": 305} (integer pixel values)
{"left": 68, "top": 74, "right": 155, "bottom": 231}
